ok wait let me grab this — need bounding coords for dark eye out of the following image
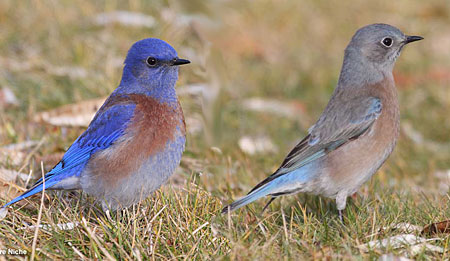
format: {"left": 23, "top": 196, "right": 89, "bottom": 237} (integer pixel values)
{"left": 146, "top": 56, "right": 157, "bottom": 66}
{"left": 381, "top": 37, "right": 393, "bottom": 47}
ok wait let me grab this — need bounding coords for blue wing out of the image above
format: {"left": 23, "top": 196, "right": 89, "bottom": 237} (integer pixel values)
{"left": 2, "top": 97, "right": 137, "bottom": 208}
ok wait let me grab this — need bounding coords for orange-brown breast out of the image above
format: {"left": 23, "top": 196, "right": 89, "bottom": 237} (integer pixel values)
{"left": 86, "top": 94, "right": 185, "bottom": 188}
{"left": 326, "top": 77, "right": 400, "bottom": 187}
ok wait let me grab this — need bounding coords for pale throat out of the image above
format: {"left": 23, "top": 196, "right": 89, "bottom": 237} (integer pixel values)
{"left": 118, "top": 66, "right": 180, "bottom": 106}
{"left": 338, "top": 48, "right": 394, "bottom": 89}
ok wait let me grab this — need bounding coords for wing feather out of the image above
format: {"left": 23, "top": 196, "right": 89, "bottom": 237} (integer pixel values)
{"left": 249, "top": 96, "right": 382, "bottom": 193}
{"left": 30, "top": 97, "right": 137, "bottom": 189}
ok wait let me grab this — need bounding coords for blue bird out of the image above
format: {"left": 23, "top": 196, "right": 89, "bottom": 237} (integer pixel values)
{"left": 222, "top": 24, "right": 423, "bottom": 220}
{"left": 3, "top": 38, "right": 190, "bottom": 210}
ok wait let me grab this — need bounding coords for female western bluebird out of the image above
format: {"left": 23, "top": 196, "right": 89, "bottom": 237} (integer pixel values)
{"left": 3, "top": 38, "right": 190, "bottom": 211}
{"left": 222, "top": 24, "right": 423, "bottom": 220}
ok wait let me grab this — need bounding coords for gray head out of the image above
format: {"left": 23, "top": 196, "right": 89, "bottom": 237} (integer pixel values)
{"left": 347, "top": 23, "right": 423, "bottom": 69}
{"left": 338, "top": 24, "right": 422, "bottom": 87}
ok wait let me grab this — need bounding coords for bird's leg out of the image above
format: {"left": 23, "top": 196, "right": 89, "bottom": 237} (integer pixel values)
{"left": 261, "top": 197, "right": 276, "bottom": 214}
{"left": 101, "top": 201, "right": 116, "bottom": 222}
{"left": 105, "top": 209, "right": 112, "bottom": 221}
{"left": 336, "top": 192, "right": 347, "bottom": 223}
{"left": 338, "top": 210, "right": 343, "bottom": 223}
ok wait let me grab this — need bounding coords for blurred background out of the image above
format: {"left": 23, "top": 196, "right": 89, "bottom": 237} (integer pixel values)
{"left": 0, "top": 0, "right": 449, "bottom": 223}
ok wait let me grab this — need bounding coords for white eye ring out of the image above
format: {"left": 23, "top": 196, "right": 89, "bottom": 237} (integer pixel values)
{"left": 146, "top": 56, "right": 157, "bottom": 66}
{"left": 381, "top": 37, "right": 393, "bottom": 47}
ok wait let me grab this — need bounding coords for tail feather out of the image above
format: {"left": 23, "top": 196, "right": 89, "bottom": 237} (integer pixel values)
{"left": 222, "top": 165, "right": 315, "bottom": 214}
{"left": 2, "top": 161, "right": 85, "bottom": 209}
{"left": 221, "top": 183, "right": 274, "bottom": 214}
{"left": 2, "top": 178, "right": 59, "bottom": 208}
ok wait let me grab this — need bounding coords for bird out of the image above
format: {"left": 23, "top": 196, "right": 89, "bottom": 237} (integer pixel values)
{"left": 222, "top": 23, "right": 423, "bottom": 220}
{"left": 2, "top": 38, "right": 190, "bottom": 211}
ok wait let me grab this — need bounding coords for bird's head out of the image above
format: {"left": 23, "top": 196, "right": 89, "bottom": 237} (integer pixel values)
{"left": 119, "top": 38, "right": 190, "bottom": 99}
{"left": 347, "top": 23, "right": 423, "bottom": 70}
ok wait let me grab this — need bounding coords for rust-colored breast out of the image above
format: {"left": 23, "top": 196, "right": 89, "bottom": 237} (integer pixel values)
{"left": 87, "top": 94, "right": 185, "bottom": 187}
{"left": 327, "top": 77, "right": 400, "bottom": 185}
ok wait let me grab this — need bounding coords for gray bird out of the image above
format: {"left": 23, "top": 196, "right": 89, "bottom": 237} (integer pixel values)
{"left": 222, "top": 24, "right": 423, "bottom": 220}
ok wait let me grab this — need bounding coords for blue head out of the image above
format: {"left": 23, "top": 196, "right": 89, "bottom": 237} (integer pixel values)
{"left": 117, "top": 38, "right": 190, "bottom": 103}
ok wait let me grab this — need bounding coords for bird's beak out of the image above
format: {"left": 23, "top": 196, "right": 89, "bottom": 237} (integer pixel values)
{"left": 172, "top": 58, "right": 191, "bottom": 66}
{"left": 404, "top": 35, "right": 424, "bottom": 44}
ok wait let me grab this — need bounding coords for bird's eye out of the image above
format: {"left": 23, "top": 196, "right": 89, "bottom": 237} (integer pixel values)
{"left": 381, "top": 37, "right": 393, "bottom": 47}
{"left": 146, "top": 57, "right": 157, "bottom": 66}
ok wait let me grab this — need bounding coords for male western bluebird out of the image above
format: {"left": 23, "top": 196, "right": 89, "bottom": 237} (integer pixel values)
{"left": 3, "top": 38, "right": 190, "bottom": 211}
{"left": 222, "top": 24, "right": 423, "bottom": 220}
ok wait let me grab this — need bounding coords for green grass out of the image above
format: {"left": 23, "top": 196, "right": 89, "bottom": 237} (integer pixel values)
{"left": 0, "top": 0, "right": 449, "bottom": 259}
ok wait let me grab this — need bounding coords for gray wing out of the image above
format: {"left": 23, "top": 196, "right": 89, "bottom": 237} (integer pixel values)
{"left": 248, "top": 96, "right": 382, "bottom": 193}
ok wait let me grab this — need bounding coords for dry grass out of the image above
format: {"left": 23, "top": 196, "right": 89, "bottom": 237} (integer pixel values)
{"left": 0, "top": 0, "right": 449, "bottom": 259}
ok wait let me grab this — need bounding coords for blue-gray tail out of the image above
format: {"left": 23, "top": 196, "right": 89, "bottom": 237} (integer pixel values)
{"left": 2, "top": 178, "right": 60, "bottom": 208}
{"left": 221, "top": 165, "right": 315, "bottom": 214}
{"left": 2, "top": 159, "right": 85, "bottom": 209}
{"left": 221, "top": 183, "right": 275, "bottom": 214}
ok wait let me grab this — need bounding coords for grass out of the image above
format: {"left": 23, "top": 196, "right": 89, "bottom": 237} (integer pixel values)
{"left": 0, "top": 0, "right": 449, "bottom": 259}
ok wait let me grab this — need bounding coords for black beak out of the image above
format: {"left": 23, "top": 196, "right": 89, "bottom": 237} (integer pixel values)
{"left": 172, "top": 58, "right": 190, "bottom": 66}
{"left": 405, "top": 35, "right": 424, "bottom": 44}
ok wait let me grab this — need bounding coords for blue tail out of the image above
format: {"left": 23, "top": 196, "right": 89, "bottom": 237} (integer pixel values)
{"left": 221, "top": 164, "right": 316, "bottom": 214}
{"left": 2, "top": 178, "right": 60, "bottom": 208}
{"left": 221, "top": 183, "right": 275, "bottom": 213}
{"left": 2, "top": 163, "right": 83, "bottom": 208}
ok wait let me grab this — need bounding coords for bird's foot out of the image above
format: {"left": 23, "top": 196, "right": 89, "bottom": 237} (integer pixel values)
{"left": 261, "top": 197, "right": 276, "bottom": 214}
